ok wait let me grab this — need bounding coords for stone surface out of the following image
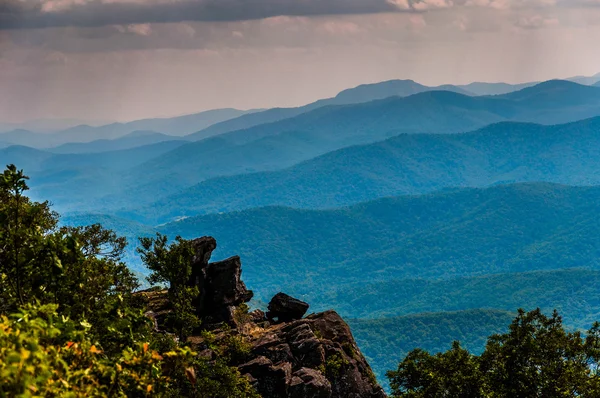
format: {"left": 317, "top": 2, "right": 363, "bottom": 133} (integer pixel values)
{"left": 239, "top": 310, "right": 386, "bottom": 398}
{"left": 185, "top": 237, "right": 253, "bottom": 325}
{"left": 146, "top": 236, "right": 386, "bottom": 397}
{"left": 267, "top": 292, "right": 310, "bottom": 323}
{"left": 289, "top": 368, "right": 332, "bottom": 398}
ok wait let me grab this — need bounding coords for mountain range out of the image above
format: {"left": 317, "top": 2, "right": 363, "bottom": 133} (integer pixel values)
{"left": 47, "top": 131, "right": 189, "bottom": 154}
{"left": 13, "top": 80, "right": 600, "bottom": 217}
{"left": 123, "top": 114, "right": 600, "bottom": 223}
{"left": 0, "top": 108, "right": 257, "bottom": 148}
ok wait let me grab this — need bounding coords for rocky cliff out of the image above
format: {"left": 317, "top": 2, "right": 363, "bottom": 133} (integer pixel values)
{"left": 145, "top": 236, "right": 386, "bottom": 398}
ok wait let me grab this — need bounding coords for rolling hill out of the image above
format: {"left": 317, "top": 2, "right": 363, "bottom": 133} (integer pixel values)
{"left": 131, "top": 117, "right": 600, "bottom": 222}
{"left": 16, "top": 80, "right": 600, "bottom": 216}
{"left": 1, "top": 141, "right": 189, "bottom": 209}
{"left": 457, "top": 81, "right": 538, "bottom": 96}
{"left": 187, "top": 80, "right": 475, "bottom": 139}
{"left": 0, "top": 129, "right": 49, "bottom": 147}
{"left": 0, "top": 108, "right": 256, "bottom": 148}
{"left": 48, "top": 131, "right": 188, "bottom": 154}
{"left": 309, "top": 269, "right": 600, "bottom": 329}
{"left": 128, "top": 183, "right": 600, "bottom": 299}
{"left": 26, "top": 89, "right": 517, "bottom": 212}
{"left": 189, "top": 79, "right": 600, "bottom": 139}
{"left": 1, "top": 140, "right": 188, "bottom": 174}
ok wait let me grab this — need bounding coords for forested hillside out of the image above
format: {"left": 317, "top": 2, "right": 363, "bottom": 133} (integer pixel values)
{"left": 129, "top": 117, "right": 600, "bottom": 223}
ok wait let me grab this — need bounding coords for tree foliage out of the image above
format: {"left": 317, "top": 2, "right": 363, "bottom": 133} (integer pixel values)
{"left": 0, "top": 165, "right": 257, "bottom": 397}
{"left": 138, "top": 234, "right": 201, "bottom": 340}
{"left": 388, "top": 309, "right": 600, "bottom": 397}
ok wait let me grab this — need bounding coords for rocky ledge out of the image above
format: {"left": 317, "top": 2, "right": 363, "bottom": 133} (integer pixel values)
{"left": 144, "top": 236, "right": 386, "bottom": 398}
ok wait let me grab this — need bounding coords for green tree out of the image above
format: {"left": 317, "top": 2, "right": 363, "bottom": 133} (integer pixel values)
{"left": 138, "top": 234, "right": 201, "bottom": 340}
{"left": 388, "top": 309, "right": 600, "bottom": 398}
{"left": 0, "top": 165, "right": 258, "bottom": 397}
{"left": 480, "top": 309, "right": 597, "bottom": 397}
{"left": 387, "top": 341, "right": 484, "bottom": 398}
{"left": 0, "top": 164, "right": 58, "bottom": 309}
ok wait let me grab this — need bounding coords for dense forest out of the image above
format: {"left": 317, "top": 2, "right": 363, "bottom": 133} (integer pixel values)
{"left": 4, "top": 163, "right": 600, "bottom": 397}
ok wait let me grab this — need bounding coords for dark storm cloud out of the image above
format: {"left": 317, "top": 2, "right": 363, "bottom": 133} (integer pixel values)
{"left": 0, "top": 0, "right": 410, "bottom": 30}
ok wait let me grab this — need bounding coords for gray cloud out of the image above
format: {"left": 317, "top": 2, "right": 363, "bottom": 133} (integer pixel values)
{"left": 2, "top": 0, "right": 579, "bottom": 30}
{"left": 1, "top": 0, "right": 407, "bottom": 30}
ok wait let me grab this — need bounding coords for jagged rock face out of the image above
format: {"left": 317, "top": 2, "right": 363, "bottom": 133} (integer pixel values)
{"left": 241, "top": 310, "right": 387, "bottom": 398}
{"left": 153, "top": 236, "right": 385, "bottom": 397}
{"left": 267, "top": 292, "right": 310, "bottom": 323}
{"left": 187, "top": 237, "right": 253, "bottom": 325}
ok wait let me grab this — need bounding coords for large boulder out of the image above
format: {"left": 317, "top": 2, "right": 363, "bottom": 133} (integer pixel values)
{"left": 244, "top": 310, "right": 387, "bottom": 398}
{"left": 186, "top": 237, "right": 253, "bottom": 325}
{"left": 267, "top": 292, "right": 309, "bottom": 323}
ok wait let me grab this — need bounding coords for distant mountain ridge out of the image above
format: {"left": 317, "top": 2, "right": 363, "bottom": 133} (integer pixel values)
{"left": 15, "top": 80, "right": 600, "bottom": 215}
{"left": 567, "top": 72, "right": 600, "bottom": 86}
{"left": 456, "top": 81, "right": 538, "bottom": 96}
{"left": 48, "top": 131, "right": 189, "bottom": 154}
{"left": 128, "top": 115, "right": 600, "bottom": 222}
{"left": 0, "top": 108, "right": 258, "bottom": 148}
{"left": 188, "top": 80, "right": 477, "bottom": 139}
{"left": 149, "top": 182, "right": 600, "bottom": 292}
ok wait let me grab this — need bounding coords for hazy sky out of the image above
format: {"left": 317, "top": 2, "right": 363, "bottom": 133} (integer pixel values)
{"left": 2, "top": 0, "right": 600, "bottom": 123}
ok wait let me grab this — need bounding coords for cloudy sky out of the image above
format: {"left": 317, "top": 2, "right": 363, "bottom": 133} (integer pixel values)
{"left": 2, "top": 0, "right": 600, "bottom": 123}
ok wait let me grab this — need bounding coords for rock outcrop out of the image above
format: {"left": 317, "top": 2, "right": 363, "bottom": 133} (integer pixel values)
{"left": 267, "top": 292, "right": 310, "bottom": 323}
{"left": 186, "top": 237, "right": 253, "bottom": 326}
{"left": 240, "top": 310, "right": 386, "bottom": 398}
{"left": 147, "top": 236, "right": 386, "bottom": 398}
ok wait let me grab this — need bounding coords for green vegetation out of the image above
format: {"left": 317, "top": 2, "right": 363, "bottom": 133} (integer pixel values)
{"left": 150, "top": 183, "right": 600, "bottom": 300}
{"left": 129, "top": 116, "right": 600, "bottom": 223}
{"left": 387, "top": 309, "right": 600, "bottom": 397}
{"left": 0, "top": 164, "right": 257, "bottom": 397}
{"left": 62, "top": 183, "right": 600, "bottom": 393}
{"left": 138, "top": 234, "right": 201, "bottom": 340}
{"left": 311, "top": 269, "right": 600, "bottom": 329}
{"left": 349, "top": 309, "right": 515, "bottom": 391}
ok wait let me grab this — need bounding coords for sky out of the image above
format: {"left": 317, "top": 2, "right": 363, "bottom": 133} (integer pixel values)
{"left": 1, "top": 0, "right": 600, "bottom": 123}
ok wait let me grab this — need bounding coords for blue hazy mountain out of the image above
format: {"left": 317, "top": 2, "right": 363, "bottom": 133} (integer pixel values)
{"left": 130, "top": 91, "right": 512, "bottom": 190}
{"left": 188, "top": 80, "right": 475, "bottom": 139}
{"left": 144, "top": 81, "right": 600, "bottom": 192}
{"left": 26, "top": 89, "right": 515, "bottom": 212}
{"left": 567, "top": 72, "right": 600, "bottom": 86}
{"left": 48, "top": 131, "right": 189, "bottom": 154}
{"left": 149, "top": 183, "right": 600, "bottom": 296}
{"left": 498, "top": 79, "right": 600, "bottom": 109}
{"left": 0, "top": 129, "right": 48, "bottom": 147}
{"left": 188, "top": 79, "right": 599, "bottom": 139}
{"left": 130, "top": 116, "right": 600, "bottom": 222}
{"left": 457, "top": 81, "right": 538, "bottom": 95}
{"left": 0, "top": 108, "right": 257, "bottom": 148}
{"left": 1, "top": 140, "right": 188, "bottom": 174}
{"left": 0, "top": 118, "right": 111, "bottom": 134}
{"left": 330, "top": 79, "right": 472, "bottom": 103}
{"left": 18, "top": 81, "right": 600, "bottom": 215}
